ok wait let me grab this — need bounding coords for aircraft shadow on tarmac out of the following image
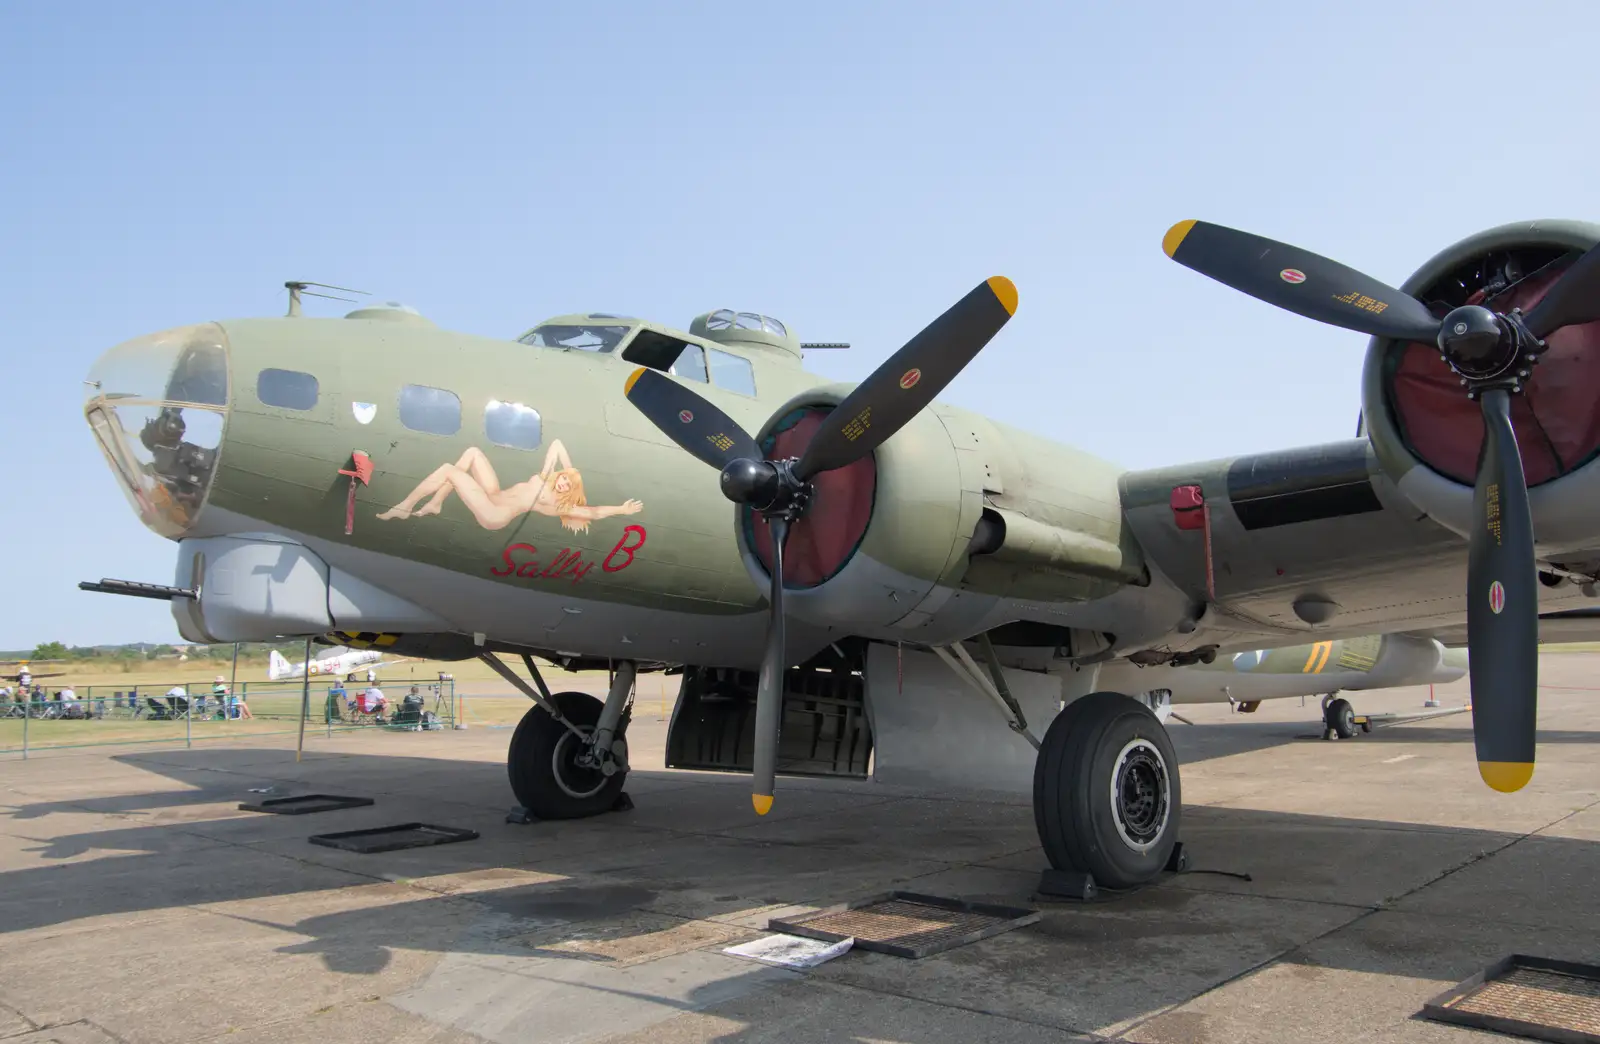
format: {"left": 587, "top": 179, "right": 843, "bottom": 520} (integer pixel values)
{"left": 4, "top": 745, "right": 1600, "bottom": 1039}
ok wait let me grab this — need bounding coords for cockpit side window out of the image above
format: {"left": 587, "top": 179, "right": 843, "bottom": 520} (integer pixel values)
{"left": 708, "top": 348, "right": 756, "bottom": 396}
{"left": 518, "top": 324, "right": 632, "bottom": 353}
{"left": 621, "top": 329, "right": 708, "bottom": 383}
{"left": 671, "top": 344, "right": 708, "bottom": 383}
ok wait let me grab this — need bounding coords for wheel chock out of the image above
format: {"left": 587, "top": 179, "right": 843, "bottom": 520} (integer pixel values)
{"left": 506, "top": 791, "right": 632, "bottom": 825}
{"left": 1036, "top": 842, "right": 1188, "bottom": 901}
{"left": 1036, "top": 869, "right": 1097, "bottom": 901}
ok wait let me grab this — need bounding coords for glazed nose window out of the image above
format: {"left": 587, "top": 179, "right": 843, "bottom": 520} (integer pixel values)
{"left": 83, "top": 323, "right": 230, "bottom": 538}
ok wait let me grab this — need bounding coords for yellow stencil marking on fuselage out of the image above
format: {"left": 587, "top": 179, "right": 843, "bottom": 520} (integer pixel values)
{"left": 1302, "top": 641, "right": 1333, "bottom": 674}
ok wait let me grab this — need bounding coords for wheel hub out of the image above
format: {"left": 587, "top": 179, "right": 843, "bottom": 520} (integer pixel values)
{"left": 1110, "top": 738, "right": 1171, "bottom": 853}
{"left": 552, "top": 728, "right": 610, "bottom": 800}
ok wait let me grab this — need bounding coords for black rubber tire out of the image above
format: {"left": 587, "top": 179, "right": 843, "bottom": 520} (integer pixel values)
{"left": 1033, "top": 691, "right": 1182, "bottom": 890}
{"left": 508, "top": 691, "right": 629, "bottom": 819}
{"left": 1326, "top": 697, "right": 1357, "bottom": 739}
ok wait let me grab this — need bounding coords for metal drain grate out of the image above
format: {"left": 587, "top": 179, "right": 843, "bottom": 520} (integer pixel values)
{"left": 769, "top": 891, "right": 1039, "bottom": 959}
{"left": 239, "top": 794, "right": 375, "bottom": 815}
{"left": 309, "top": 822, "right": 479, "bottom": 854}
{"left": 1423, "top": 955, "right": 1600, "bottom": 1044}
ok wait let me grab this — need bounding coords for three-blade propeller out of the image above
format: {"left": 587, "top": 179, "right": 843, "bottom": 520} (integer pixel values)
{"left": 625, "top": 277, "right": 1018, "bottom": 814}
{"left": 1164, "top": 219, "right": 1600, "bottom": 792}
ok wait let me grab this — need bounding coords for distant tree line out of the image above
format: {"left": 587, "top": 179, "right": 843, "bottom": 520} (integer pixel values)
{"left": 8, "top": 641, "right": 306, "bottom": 664}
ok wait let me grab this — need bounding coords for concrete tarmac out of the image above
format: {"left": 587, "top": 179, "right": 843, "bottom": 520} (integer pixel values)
{"left": 1, "top": 653, "right": 1597, "bottom": 1043}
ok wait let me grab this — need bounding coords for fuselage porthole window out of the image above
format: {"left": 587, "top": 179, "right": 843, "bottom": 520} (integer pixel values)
{"left": 399, "top": 384, "right": 462, "bottom": 436}
{"left": 485, "top": 400, "right": 542, "bottom": 450}
{"left": 708, "top": 348, "right": 756, "bottom": 396}
{"left": 256, "top": 368, "right": 319, "bottom": 411}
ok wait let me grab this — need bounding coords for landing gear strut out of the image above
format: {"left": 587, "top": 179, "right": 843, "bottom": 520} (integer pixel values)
{"left": 1033, "top": 691, "right": 1184, "bottom": 892}
{"left": 481, "top": 652, "right": 636, "bottom": 820}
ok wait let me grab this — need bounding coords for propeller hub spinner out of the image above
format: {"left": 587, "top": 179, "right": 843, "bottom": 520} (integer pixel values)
{"left": 719, "top": 458, "right": 781, "bottom": 509}
{"left": 720, "top": 458, "right": 810, "bottom": 517}
{"left": 1438, "top": 305, "right": 1519, "bottom": 382}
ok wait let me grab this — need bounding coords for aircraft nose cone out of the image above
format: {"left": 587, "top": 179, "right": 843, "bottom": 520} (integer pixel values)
{"left": 83, "top": 322, "right": 230, "bottom": 538}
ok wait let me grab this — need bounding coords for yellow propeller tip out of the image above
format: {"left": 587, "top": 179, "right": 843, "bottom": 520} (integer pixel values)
{"left": 1479, "top": 761, "right": 1534, "bottom": 793}
{"left": 752, "top": 794, "right": 773, "bottom": 816}
{"left": 986, "top": 276, "right": 1018, "bottom": 316}
{"left": 624, "top": 367, "right": 647, "bottom": 395}
{"left": 1163, "top": 219, "right": 1198, "bottom": 259}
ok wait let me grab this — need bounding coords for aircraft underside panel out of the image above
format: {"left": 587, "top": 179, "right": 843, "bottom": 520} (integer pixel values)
{"left": 171, "top": 534, "right": 450, "bottom": 644}
{"left": 665, "top": 662, "right": 873, "bottom": 779}
{"left": 862, "top": 641, "right": 1067, "bottom": 796}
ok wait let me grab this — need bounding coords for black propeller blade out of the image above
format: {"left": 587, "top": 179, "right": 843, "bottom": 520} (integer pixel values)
{"left": 1158, "top": 218, "right": 1600, "bottom": 793}
{"left": 751, "top": 516, "right": 790, "bottom": 814}
{"left": 1468, "top": 389, "right": 1538, "bottom": 791}
{"left": 623, "top": 367, "right": 761, "bottom": 470}
{"left": 795, "top": 277, "right": 1017, "bottom": 480}
{"left": 1162, "top": 220, "right": 1442, "bottom": 343}
{"left": 1524, "top": 239, "right": 1600, "bottom": 339}
{"left": 624, "top": 277, "right": 1019, "bottom": 814}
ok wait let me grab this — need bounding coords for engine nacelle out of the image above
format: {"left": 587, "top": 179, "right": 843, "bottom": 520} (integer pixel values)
{"left": 1361, "top": 219, "right": 1600, "bottom": 554}
{"left": 733, "top": 386, "right": 977, "bottom": 637}
{"left": 731, "top": 387, "right": 1146, "bottom": 644}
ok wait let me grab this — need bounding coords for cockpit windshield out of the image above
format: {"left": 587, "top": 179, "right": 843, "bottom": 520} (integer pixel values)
{"left": 518, "top": 324, "right": 632, "bottom": 353}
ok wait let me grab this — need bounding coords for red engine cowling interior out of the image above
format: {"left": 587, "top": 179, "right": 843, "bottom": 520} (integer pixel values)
{"left": 745, "top": 407, "right": 877, "bottom": 589}
{"left": 1388, "top": 249, "right": 1600, "bottom": 486}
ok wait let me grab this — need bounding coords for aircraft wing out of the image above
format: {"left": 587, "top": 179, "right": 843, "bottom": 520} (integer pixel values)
{"left": 1118, "top": 437, "right": 1600, "bottom": 655}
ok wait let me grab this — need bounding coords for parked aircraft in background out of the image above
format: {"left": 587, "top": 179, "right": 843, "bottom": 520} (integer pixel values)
{"left": 267, "top": 646, "right": 403, "bottom": 682}
{"left": 1117, "top": 633, "right": 1468, "bottom": 732}
{"left": 1, "top": 661, "right": 68, "bottom": 687}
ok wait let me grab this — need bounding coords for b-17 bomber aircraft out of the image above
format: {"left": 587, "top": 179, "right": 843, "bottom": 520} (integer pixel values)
{"left": 78, "top": 218, "right": 1600, "bottom": 891}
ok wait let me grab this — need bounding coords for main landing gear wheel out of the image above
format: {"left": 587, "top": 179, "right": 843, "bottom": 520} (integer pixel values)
{"left": 1325, "top": 697, "right": 1357, "bottom": 739}
{"left": 508, "top": 691, "right": 630, "bottom": 819}
{"left": 1033, "top": 691, "right": 1181, "bottom": 890}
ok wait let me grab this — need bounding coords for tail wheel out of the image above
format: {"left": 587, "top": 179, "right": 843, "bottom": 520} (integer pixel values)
{"left": 507, "top": 691, "right": 630, "bottom": 819}
{"left": 1033, "top": 691, "right": 1182, "bottom": 890}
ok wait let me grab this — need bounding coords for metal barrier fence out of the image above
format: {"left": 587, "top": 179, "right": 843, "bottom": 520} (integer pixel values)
{"left": 0, "top": 679, "right": 458, "bottom": 758}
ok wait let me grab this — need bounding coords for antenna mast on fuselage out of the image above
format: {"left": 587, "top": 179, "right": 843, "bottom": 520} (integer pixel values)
{"left": 284, "top": 281, "right": 369, "bottom": 317}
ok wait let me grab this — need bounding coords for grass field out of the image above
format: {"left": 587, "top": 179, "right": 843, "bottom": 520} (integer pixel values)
{"left": 11, "top": 654, "right": 595, "bottom": 689}
{"left": 11, "top": 642, "right": 1590, "bottom": 755}
{"left": 0, "top": 657, "right": 679, "bottom": 754}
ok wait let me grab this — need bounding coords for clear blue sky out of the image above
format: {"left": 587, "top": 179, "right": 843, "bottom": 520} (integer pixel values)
{"left": 3, "top": 1, "right": 1597, "bottom": 649}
